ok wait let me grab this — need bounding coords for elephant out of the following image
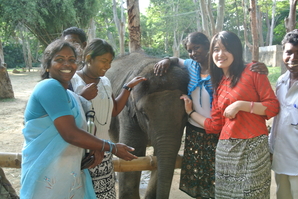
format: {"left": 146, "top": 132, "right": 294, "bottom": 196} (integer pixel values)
{"left": 106, "top": 52, "right": 189, "bottom": 199}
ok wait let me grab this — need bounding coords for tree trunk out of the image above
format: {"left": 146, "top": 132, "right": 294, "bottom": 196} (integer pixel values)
{"left": 198, "top": 0, "right": 211, "bottom": 38}
{"left": 257, "top": 6, "right": 264, "bottom": 46}
{"left": 26, "top": 40, "right": 33, "bottom": 72}
{"left": 105, "top": 18, "right": 117, "bottom": 51}
{"left": 126, "top": 0, "right": 141, "bottom": 52}
{"left": 0, "top": 41, "right": 14, "bottom": 99}
{"left": 215, "top": 0, "right": 225, "bottom": 34}
{"left": 249, "top": 0, "right": 259, "bottom": 61}
{"left": 205, "top": 0, "right": 215, "bottom": 36}
{"left": 113, "top": 0, "right": 126, "bottom": 56}
{"left": 285, "top": 0, "right": 298, "bottom": 32}
{"left": 269, "top": 0, "right": 277, "bottom": 45}
{"left": 87, "top": 18, "right": 96, "bottom": 42}
{"left": 234, "top": 0, "right": 241, "bottom": 36}
{"left": 243, "top": 0, "right": 252, "bottom": 52}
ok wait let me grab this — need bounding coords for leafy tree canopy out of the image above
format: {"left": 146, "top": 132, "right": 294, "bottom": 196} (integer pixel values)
{"left": 0, "top": 0, "right": 99, "bottom": 48}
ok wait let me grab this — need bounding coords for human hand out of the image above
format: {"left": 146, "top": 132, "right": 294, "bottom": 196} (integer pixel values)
{"left": 223, "top": 101, "right": 240, "bottom": 119}
{"left": 80, "top": 83, "right": 98, "bottom": 100}
{"left": 127, "top": 76, "right": 147, "bottom": 88}
{"left": 250, "top": 61, "right": 268, "bottom": 75}
{"left": 114, "top": 143, "right": 138, "bottom": 161}
{"left": 180, "top": 94, "right": 193, "bottom": 114}
{"left": 88, "top": 150, "right": 104, "bottom": 168}
{"left": 153, "top": 59, "right": 171, "bottom": 76}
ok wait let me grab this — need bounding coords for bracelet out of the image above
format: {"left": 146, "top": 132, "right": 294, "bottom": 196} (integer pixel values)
{"left": 188, "top": 110, "right": 195, "bottom": 117}
{"left": 107, "top": 140, "right": 113, "bottom": 153}
{"left": 101, "top": 140, "right": 106, "bottom": 152}
{"left": 250, "top": 101, "right": 254, "bottom": 113}
{"left": 122, "top": 84, "right": 132, "bottom": 92}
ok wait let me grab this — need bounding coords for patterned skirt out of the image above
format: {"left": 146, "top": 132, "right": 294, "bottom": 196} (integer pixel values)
{"left": 179, "top": 123, "right": 219, "bottom": 198}
{"left": 88, "top": 152, "right": 116, "bottom": 199}
{"left": 215, "top": 135, "right": 271, "bottom": 199}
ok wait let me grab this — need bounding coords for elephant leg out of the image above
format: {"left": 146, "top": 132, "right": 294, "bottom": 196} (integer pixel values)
{"left": 118, "top": 171, "right": 142, "bottom": 199}
{"left": 144, "top": 170, "right": 157, "bottom": 199}
{"left": 118, "top": 113, "right": 147, "bottom": 199}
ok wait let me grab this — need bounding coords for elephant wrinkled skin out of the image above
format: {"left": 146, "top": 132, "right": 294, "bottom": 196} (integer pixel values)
{"left": 106, "top": 52, "right": 189, "bottom": 199}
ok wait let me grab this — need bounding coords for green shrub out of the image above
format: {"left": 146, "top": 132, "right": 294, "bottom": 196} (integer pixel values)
{"left": 268, "top": 66, "right": 281, "bottom": 85}
{"left": 3, "top": 43, "right": 25, "bottom": 69}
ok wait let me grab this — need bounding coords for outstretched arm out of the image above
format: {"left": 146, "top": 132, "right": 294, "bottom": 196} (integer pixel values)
{"left": 54, "top": 115, "right": 138, "bottom": 162}
{"left": 154, "top": 57, "right": 185, "bottom": 76}
{"left": 112, "top": 76, "right": 147, "bottom": 116}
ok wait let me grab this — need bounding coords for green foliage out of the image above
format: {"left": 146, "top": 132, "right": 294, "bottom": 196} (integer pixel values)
{"left": 145, "top": 0, "right": 197, "bottom": 54}
{"left": 0, "top": 0, "right": 100, "bottom": 48}
{"left": 3, "top": 42, "right": 25, "bottom": 68}
{"left": 272, "top": 1, "right": 297, "bottom": 45}
{"left": 0, "top": 0, "right": 296, "bottom": 61}
{"left": 94, "top": 0, "right": 123, "bottom": 53}
{"left": 268, "top": 66, "right": 281, "bottom": 84}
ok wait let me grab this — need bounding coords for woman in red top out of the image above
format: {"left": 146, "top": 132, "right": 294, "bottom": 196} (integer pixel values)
{"left": 180, "top": 31, "right": 279, "bottom": 199}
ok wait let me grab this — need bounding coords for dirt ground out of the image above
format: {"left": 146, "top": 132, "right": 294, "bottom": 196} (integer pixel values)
{"left": 0, "top": 70, "right": 277, "bottom": 198}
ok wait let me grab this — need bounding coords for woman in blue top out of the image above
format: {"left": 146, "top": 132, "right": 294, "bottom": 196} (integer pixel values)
{"left": 154, "top": 32, "right": 268, "bottom": 199}
{"left": 155, "top": 32, "right": 217, "bottom": 199}
{"left": 21, "top": 39, "right": 137, "bottom": 199}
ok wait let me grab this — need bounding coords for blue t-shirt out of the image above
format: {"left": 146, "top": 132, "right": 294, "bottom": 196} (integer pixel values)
{"left": 24, "top": 79, "right": 73, "bottom": 122}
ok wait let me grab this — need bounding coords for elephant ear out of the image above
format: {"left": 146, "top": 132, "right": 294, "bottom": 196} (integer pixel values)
{"left": 127, "top": 90, "right": 138, "bottom": 118}
{"left": 124, "top": 72, "right": 140, "bottom": 119}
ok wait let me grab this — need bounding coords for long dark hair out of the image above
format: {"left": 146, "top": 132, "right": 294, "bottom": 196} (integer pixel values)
{"left": 209, "top": 31, "right": 245, "bottom": 92}
{"left": 41, "top": 39, "right": 77, "bottom": 80}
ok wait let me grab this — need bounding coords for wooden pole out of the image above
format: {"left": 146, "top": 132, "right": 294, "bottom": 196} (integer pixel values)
{"left": 0, "top": 152, "right": 22, "bottom": 168}
{"left": 0, "top": 152, "right": 183, "bottom": 172}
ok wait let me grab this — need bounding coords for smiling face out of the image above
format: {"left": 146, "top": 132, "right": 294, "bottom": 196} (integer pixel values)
{"left": 212, "top": 40, "right": 234, "bottom": 76}
{"left": 87, "top": 53, "right": 113, "bottom": 77}
{"left": 283, "top": 42, "right": 298, "bottom": 78}
{"left": 49, "top": 46, "right": 77, "bottom": 88}
{"left": 186, "top": 43, "right": 209, "bottom": 64}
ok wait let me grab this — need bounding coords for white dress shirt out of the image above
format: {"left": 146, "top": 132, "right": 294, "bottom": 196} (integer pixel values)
{"left": 269, "top": 70, "right": 298, "bottom": 175}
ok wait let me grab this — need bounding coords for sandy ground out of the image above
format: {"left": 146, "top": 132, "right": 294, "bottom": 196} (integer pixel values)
{"left": 0, "top": 70, "right": 276, "bottom": 198}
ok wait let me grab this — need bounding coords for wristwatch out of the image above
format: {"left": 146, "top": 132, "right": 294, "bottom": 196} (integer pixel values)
{"left": 123, "top": 84, "right": 132, "bottom": 91}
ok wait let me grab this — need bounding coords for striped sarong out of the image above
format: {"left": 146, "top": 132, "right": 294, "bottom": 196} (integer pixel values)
{"left": 215, "top": 135, "right": 271, "bottom": 199}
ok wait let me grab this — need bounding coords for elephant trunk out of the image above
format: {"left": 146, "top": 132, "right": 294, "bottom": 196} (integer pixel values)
{"left": 154, "top": 130, "right": 184, "bottom": 199}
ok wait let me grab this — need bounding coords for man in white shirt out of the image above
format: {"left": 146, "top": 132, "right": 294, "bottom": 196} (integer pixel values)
{"left": 269, "top": 29, "right": 298, "bottom": 199}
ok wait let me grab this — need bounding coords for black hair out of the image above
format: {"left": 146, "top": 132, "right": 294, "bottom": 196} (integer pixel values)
{"left": 209, "top": 31, "right": 245, "bottom": 92}
{"left": 62, "top": 27, "right": 87, "bottom": 43}
{"left": 83, "top": 38, "right": 115, "bottom": 60}
{"left": 41, "top": 39, "right": 77, "bottom": 80}
{"left": 282, "top": 29, "right": 298, "bottom": 49}
{"left": 183, "top": 32, "right": 210, "bottom": 50}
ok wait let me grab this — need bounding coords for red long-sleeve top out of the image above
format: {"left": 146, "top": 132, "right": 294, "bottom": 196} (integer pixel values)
{"left": 204, "top": 63, "right": 280, "bottom": 139}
